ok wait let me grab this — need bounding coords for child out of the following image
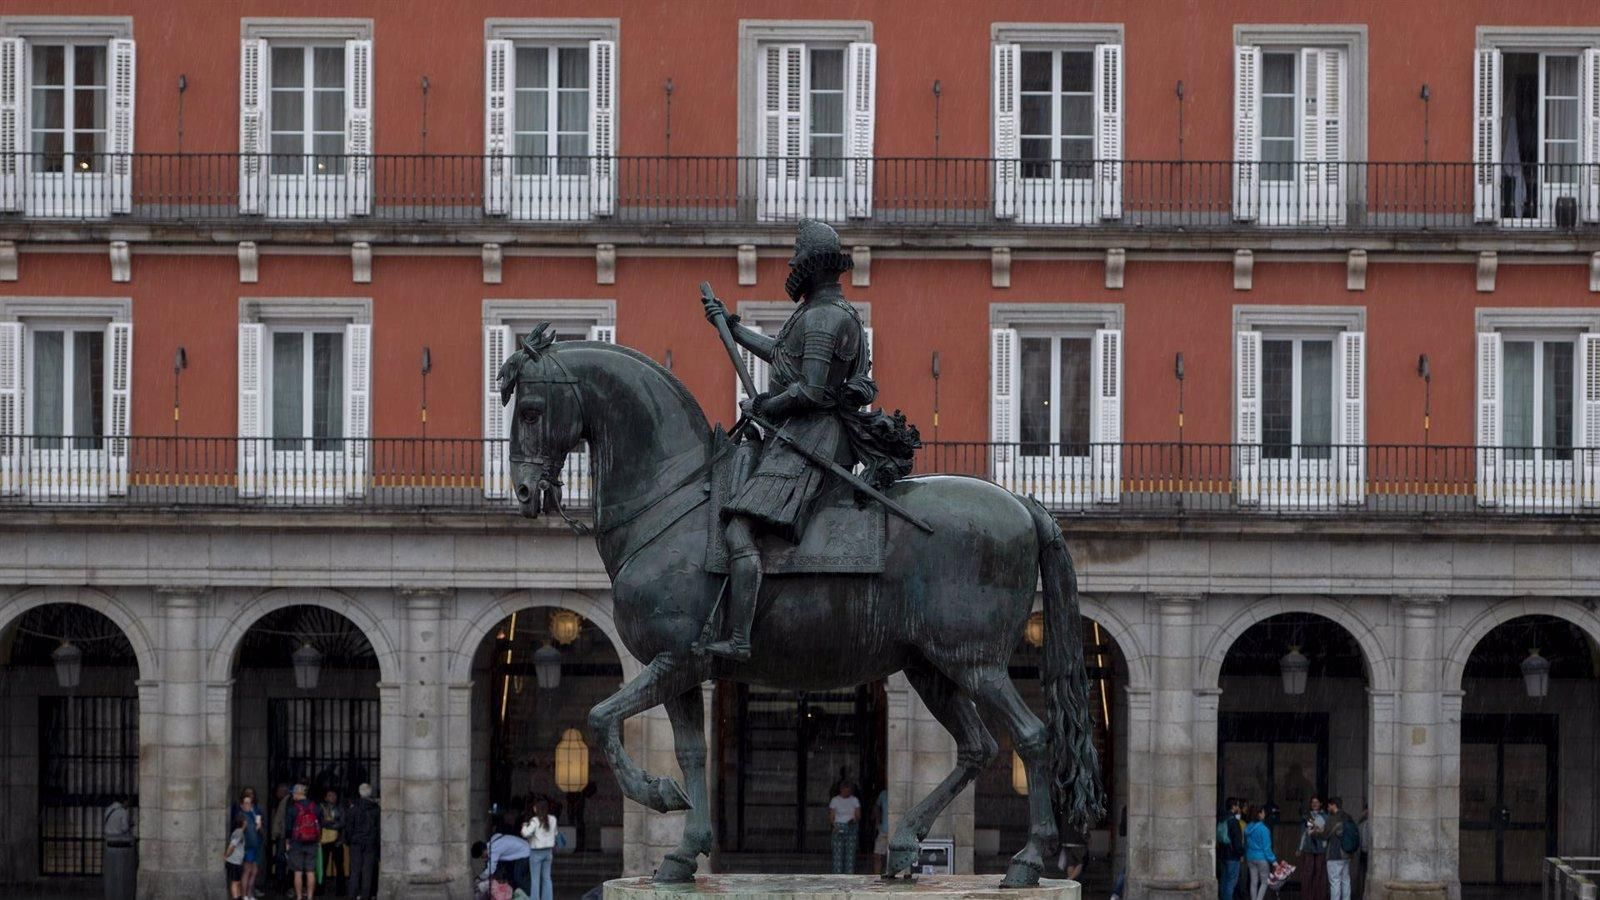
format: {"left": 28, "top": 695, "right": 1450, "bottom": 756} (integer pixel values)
{"left": 225, "top": 817, "right": 247, "bottom": 899}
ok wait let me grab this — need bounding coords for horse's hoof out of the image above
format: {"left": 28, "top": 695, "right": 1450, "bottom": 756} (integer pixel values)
{"left": 885, "top": 843, "right": 920, "bottom": 879}
{"left": 652, "top": 853, "right": 698, "bottom": 884}
{"left": 650, "top": 776, "right": 693, "bottom": 813}
{"left": 999, "top": 859, "right": 1043, "bottom": 889}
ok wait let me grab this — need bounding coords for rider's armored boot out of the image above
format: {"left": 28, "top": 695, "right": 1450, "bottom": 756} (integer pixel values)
{"left": 704, "top": 549, "right": 760, "bottom": 661}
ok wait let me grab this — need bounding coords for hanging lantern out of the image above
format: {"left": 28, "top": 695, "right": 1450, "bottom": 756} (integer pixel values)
{"left": 292, "top": 643, "right": 322, "bottom": 691}
{"left": 52, "top": 641, "right": 83, "bottom": 689}
{"left": 1023, "top": 611, "right": 1046, "bottom": 648}
{"left": 555, "top": 728, "right": 591, "bottom": 793}
{"left": 1011, "top": 750, "right": 1028, "bottom": 795}
{"left": 1521, "top": 648, "right": 1551, "bottom": 699}
{"left": 548, "top": 610, "right": 583, "bottom": 646}
{"left": 1279, "top": 646, "right": 1309, "bottom": 696}
{"left": 533, "top": 642, "right": 563, "bottom": 690}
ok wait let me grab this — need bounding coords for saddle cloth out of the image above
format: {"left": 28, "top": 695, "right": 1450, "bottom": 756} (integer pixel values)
{"left": 706, "top": 447, "right": 887, "bottom": 576}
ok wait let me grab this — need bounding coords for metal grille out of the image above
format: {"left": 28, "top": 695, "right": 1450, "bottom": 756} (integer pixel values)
{"left": 267, "top": 698, "right": 380, "bottom": 800}
{"left": 38, "top": 696, "right": 140, "bottom": 876}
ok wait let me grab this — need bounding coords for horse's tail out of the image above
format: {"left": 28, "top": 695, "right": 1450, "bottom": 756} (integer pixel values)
{"left": 1027, "top": 497, "right": 1105, "bottom": 836}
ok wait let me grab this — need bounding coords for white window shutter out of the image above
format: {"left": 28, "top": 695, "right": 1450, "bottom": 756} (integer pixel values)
{"left": 1236, "top": 329, "right": 1262, "bottom": 505}
{"left": 1091, "top": 329, "right": 1122, "bottom": 503}
{"left": 343, "top": 323, "right": 371, "bottom": 497}
{"left": 991, "top": 327, "right": 1019, "bottom": 468}
{"left": 587, "top": 324, "right": 616, "bottom": 343}
{"left": 1302, "top": 48, "right": 1347, "bottom": 226}
{"left": 589, "top": 39, "right": 617, "bottom": 217}
{"left": 1094, "top": 44, "right": 1123, "bottom": 221}
{"left": 484, "top": 325, "right": 512, "bottom": 500}
{"left": 0, "top": 38, "right": 27, "bottom": 212}
{"left": 1579, "top": 332, "right": 1600, "bottom": 507}
{"left": 844, "top": 41, "right": 876, "bottom": 219}
{"left": 1299, "top": 48, "right": 1324, "bottom": 223}
{"left": 237, "top": 323, "right": 266, "bottom": 497}
{"left": 107, "top": 39, "right": 136, "bottom": 215}
{"left": 0, "top": 321, "right": 22, "bottom": 495}
{"left": 993, "top": 43, "right": 1021, "bottom": 220}
{"left": 1474, "top": 47, "right": 1502, "bottom": 223}
{"left": 239, "top": 39, "right": 268, "bottom": 215}
{"left": 1337, "top": 330, "right": 1365, "bottom": 505}
{"left": 1476, "top": 331, "right": 1502, "bottom": 506}
{"left": 484, "top": 39, "right": 513, "bottom": 216}
{"left": 1581, "top": 49, "right": 1600, "bottom": 223}
{"left": 344, "top": 39, "right": 374, "bottom": 216}
{"left": 760, "top": 44, "right": 806, "bottom": 220}
{"left": 1233, "top": 45, "right": 1261, "bottom": 222}
{"left": 735, "top": 325, "right": 769, "bottom": 421}
{"left": 103, "top": 322, "right": 132, "bottom": 496}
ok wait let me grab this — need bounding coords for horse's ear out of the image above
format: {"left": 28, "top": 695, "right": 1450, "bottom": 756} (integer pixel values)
{"left": 521, "top": 322, "right": 556, "bottom": 358}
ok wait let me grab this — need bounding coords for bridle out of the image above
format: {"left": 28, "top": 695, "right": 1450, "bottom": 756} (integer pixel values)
{"left": 509, "top": 349, "right": 590, "bottom": 532}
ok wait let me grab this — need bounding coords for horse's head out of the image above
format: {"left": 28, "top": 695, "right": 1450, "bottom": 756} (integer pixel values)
{"left": 497, "top": 323, "right": 587, "bottom": 519}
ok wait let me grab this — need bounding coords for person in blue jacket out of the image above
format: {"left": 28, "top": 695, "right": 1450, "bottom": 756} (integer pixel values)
{"left": 1244, "top": 804, "right": 1277, "bottom": 900}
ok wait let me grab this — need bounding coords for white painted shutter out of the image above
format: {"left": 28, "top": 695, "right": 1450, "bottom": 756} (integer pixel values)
{"left": 1095, "top": 44, "right": 1123, "bottom": 220}
{"left": 1236, "top": 329, "right": 1262, "bottom": 505}
{"left": 237, "top": 323, "right": 266, "bottom": 497}
{"left": 343, "top": 323, "right": 371, "bottom": 497}
{"left": 484, "top": 39, "right": 513, "bottom": 216}
{"left": 991, "top": 327, "right": 1019, "bottom": 468}
{"left": 587, "top": 324, "right": 616, "bottom": 344}
{"left": 103, "top": 322, "right": 132, "bottom": 496}
{"left": 1337, "top": 330, "right": 1365, "bottom": 505}
{"left": 1579, "top": 332, "right": 1600, "bottom": 507}
{"left": 0, "top": 38, "right": 27, "bottom": 212}
{"left": 239, "top": 39, "right": 268, "bottom": 215}
{"left": 1091, "top": 329, "right": 1122, "bottom": 503}
{"left": 1233, "top": 45, "right": 1261, "bottom": 222}
{"left": 1474, "top": 47, "right": 1502, "bottom": 223}
{"left": 993, "top": 43, "right": 1021, "bottom": 220}
{"left": 844, "top": 41, "right": 876, "bottom": 219}
{"left": 1302, "top": 48, "right": 1346, "bottom": 225}
{"left": 344, "top": 39, "right": 373, "bottom": 216}
{"left": 1299, "top": 48, "right": 1324, "bottom": 223}
{"left": 760, "top": 43, "right": 806, "bottom": 219}
{"left": 1582, "top": 49, "right": 1600, "bottom": 223}
{"left": 1476, "top": 332, "right": 1502, "bottom": 506}
{"left": 107, "top": 39, "right": 136, "bottom": 215}
{"left": 484, "top": 325, "right": 511, "bottom": 499}
{"left": 735, "top": 325, "right": 769, "bottom": 420}
{"left": 589, "top": 39, "right": 617, "bottom": 217}
{"left": 0, "top": 322, "right": 22, "bottom": 495}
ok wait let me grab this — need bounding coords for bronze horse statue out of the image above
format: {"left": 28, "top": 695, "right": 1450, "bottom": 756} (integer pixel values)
{"left": 499, "top": 327, "right": 1102, "bottom": 886}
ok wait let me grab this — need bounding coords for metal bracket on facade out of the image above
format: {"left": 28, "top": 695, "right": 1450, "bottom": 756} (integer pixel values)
{"left": 596, "top": 243, "right": 617, "bottom": 285}
{"left": 109, "top": 241, "right": 131, "bottom": 283}
{"left": 482, "top": 243, "right": 503, "bottom": 284}
{"left": 737, "top": 244, "right": 758, "bottom": 286}
{"left": 851, "top": 246, "right": 871, "bottom": 287}
{"left": 991, "top": 247, "right": 1012, "bottom": 288}
{"left": 1347, "top": 249, "right": 1367, "bottom": 292}
{"left": 351, "top": 242, "right": 372, "bottom": 284}
{"left": 0, "top": 241, "right": 16, "bottom": 282}
{"left": 1105, "top": 248, "right": 1126, "bottom": 290}
{"left": 1590, "top": 252, "right": 1600, "bottom": 293}
{"left": 1476, "top": 251, "right": 1497, "bottom": 293}
{"left": 238, "top": 241, "right": 259, "bottom": 283}
{"left": 1233, "top": 249, "right": 1253, "bottom": 291}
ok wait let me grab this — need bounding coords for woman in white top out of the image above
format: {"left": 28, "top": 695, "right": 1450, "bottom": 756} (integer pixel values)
{"left": 520, "top": 798, "right": 558, "bottom": 900}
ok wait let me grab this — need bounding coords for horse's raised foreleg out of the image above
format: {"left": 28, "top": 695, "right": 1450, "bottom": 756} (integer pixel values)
{"left": 966, "top": 665, "right": 1058, "bottom": 889}
{"left": 651, "top": 687, "right": 712, "bottom": 884}
{"left": 883, "top": 665, "right": 999, "bottom": 880}
{"left": 586, "top": 652, "right": 705, "bottom": 814}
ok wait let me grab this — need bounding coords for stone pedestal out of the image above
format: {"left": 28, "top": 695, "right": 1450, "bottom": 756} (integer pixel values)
{"left": 603, "top": 874, "right": 1080, "bottom": 900}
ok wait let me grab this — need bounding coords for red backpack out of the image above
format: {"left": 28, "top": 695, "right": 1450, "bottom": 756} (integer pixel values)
{"left": 291, "top": 801, "right": 320, "bottom": 843}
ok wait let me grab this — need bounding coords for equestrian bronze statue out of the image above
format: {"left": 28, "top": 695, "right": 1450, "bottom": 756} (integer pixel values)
{"left": 498, "top": 220, "right": 1103, "bottom": 887}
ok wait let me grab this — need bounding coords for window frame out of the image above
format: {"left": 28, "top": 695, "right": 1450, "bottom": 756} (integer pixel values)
{"left": 265, "top": 42, "right": 347, "bottom": 176}
{"left": 25, "top": 320, "right": 105, "bottom": 450}
{"left": 509, "top": 43, "right": 592, "bottom": 177}
{"left": 1496, "top": 330, "right": 1581, "bottom": 464}
{"left": 265, "top": 322, "right": 347, "bottom": 453}
{"left": 1017, "top": 46, "right": 1098, "bottom": 182}
{"left": 1257, "top": 331, "right": 1338, "bottom": 463}
{"left": 1016, "top": 330, "right": 1095, "bottom": 460}
{"left": 27, "top": 41, "right": 108, "bottom": 175}
{"left": 1233, "top": 24, "right": 1368, "bottom": 164}
{"left": 736, "top": 19, "right": 871, "bottom": 161}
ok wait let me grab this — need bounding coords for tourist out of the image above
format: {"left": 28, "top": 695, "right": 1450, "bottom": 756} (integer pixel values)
{"left": 827, "top": 782, "right": 861, "bottom": 874}
{"left": 345, "top": 784, "right": 381, "bottom": 900}
{"left": 521, "top": 797, "right": 558, "bottom": 900}
{"left": 483, "top": 822, "right": 532, "bottom": 895}
{"left": 470, "top": 841, "right": 490, "bottom": 900}
{"left": 104, "top": 796, "right": 136, "bottom": 900}
{"left": 270, "top": 783, "right": 292, "bottom": 892}
{"left": 225, "top": 816, "right": 246, "bottom": 899}
{"left": 1324, "top": 797, "right": 1357, "bottom": 900}
{"left": 1218, "top": 798, "right": 1244, "bottom": 900}
{"left": 1243, "top": 804, "right": 1275, "bottom": 900}
{"left": 1298, "top": 796, "right": 1328, "bottom": 900}
{"left": 240, "top": 794, "right": 265, "bottom": 900}
{"left": 286, "top": 784, "right": 325, "bottom": 900}
{"left": 319, "top": 789, "right": 346, "bottom": 896}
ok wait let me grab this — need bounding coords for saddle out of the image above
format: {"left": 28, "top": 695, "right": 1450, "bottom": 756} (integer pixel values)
{"left": 705, "top": 444, "right": 887, "bottom": 576}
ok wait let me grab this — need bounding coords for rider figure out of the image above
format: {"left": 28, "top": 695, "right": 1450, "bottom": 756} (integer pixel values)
{"left": 700, "top": 219, "right": 876, "bottom": 662}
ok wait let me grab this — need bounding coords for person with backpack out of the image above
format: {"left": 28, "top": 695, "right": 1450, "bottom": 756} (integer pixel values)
{"left": 1217, "top": 798, "right": 1245, "bottom": 900}
{"left": 286, "top": 784, "right": 325, "bottom": 900}
{"left": 1324, "top": 797, "right": 1359, "bottom": 900}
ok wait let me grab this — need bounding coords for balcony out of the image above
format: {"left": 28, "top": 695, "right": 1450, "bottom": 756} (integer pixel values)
{"left": 0, "top": 437, "right": 1596, "bottom": 518}
{"left": 4, "top": 153, "right": 1599, "bottom": 247}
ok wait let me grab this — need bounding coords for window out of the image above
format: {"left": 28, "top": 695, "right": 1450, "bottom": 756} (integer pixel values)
{"left": 30, "top": 43, "right": 106, "bottom": 175}
{"left": 30, "top": 326, "right": 104, "bottom": 450}
{"left": 269, "top": 328, "right": 344, "bottom": 452}
{"left": 513, "top": 45, "right": 589, "bottom": 177}
{"left": 1019, "top": 50, "right": 1094, "bottom": 182}
{"left": 1260, "top": 337, "right": 1334, "bottom": 461}
{"left": 1019, "top": 335, "right": 1092, "bottom": 457}
{"left": 1503, "top": 338, "right": 1574, "bottom": 461}
{"left": 1259, "top": 52, "right": 1296, "bottom": 183}
{"left": 267, "top": 45, "right": 346, "bottom": 176}
{"left": 1476, "top": 324, "right": 1599, "bottom": 509}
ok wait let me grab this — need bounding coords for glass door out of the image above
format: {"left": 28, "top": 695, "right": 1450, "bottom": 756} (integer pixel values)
{"left": 1219, "top": 712, "right": 1330, "bottom": 861}
{"left": 1015, "top": 334, "right": 1093, "bottom": 506}
{"left": 1459, "top": 714, "right": 1557, "bottom": 886}
{"left": 27, "top": 326, "right": 106, "bottom": 499}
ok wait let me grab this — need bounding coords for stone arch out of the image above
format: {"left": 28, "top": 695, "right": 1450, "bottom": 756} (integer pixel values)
{"left": 1199, "top": 595, "right": 1396, "bottom": 694}
{"left": 1074, "top": 594, "right": 1153, "bottom": 692}
{"left": 1443, "top": 598, "right": 1600, "bottom": 692}
{"left": 0, "top": 585, "right": 159, "bottom": 679}
{"left": 207, "top": 587, "right": 402, "bottom": 684}
{"left": 446, "top": 588, "right": 638, "bottom": 684}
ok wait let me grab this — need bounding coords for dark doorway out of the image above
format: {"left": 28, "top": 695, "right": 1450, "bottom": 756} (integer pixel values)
{"left": 1219, "top": 711, "right": 1330, "bottom": 853}
{"left": 267, "top": 697, "right": 381, "bottom": 801}
{"left": 1459, "top": 714, "right": 1557, "bottom": 886}
{"left": 38, "top": 695, "right": 140, "bottom": 876}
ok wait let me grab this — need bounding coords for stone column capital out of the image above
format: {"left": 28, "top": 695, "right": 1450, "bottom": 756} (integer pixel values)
{"left": 154, "top": 585, "right": 210, "bottom": 607}
{"left": 397, "top": 587, "right": 451, "bottom": 615}
{"left": 1152, "top": 592, "right": 1203, "bottom": 606}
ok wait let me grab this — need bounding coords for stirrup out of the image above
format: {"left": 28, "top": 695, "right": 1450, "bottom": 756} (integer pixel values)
{"left": 702, "top": 638, "right": 751, "bottom": 661}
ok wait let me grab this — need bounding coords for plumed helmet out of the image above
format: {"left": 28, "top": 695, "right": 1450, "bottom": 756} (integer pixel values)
{"left": 785, "top": 219, "right": 853, "bottom": 300}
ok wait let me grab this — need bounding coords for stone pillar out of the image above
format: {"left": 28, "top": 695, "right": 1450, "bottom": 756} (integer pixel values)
{"left": 624, "top": 704, "right": 683, "bottom": 877}
{"left": 1131, "top": 593, "right": 1206, "bottom": 900}
{"left": 884, "top": 671, "right": 972, "bottom": 874}
{"left": 385, "top": 588, "right": 458, "bottom": 900}
{"left": 140, "top": 587, "right": 213, "bottom": 899}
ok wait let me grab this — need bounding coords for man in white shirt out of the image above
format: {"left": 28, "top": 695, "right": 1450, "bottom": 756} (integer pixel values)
{"left": 827, "top": 783, "right": 862, "bottom": 874}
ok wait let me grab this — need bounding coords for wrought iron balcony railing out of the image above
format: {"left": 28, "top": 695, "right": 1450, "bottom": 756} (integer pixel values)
{"left": 1, "top": 437, "right": 1596, "bottom": 517}
{"left": 3, "top": 152, "right": 1597, "bottom": 233}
